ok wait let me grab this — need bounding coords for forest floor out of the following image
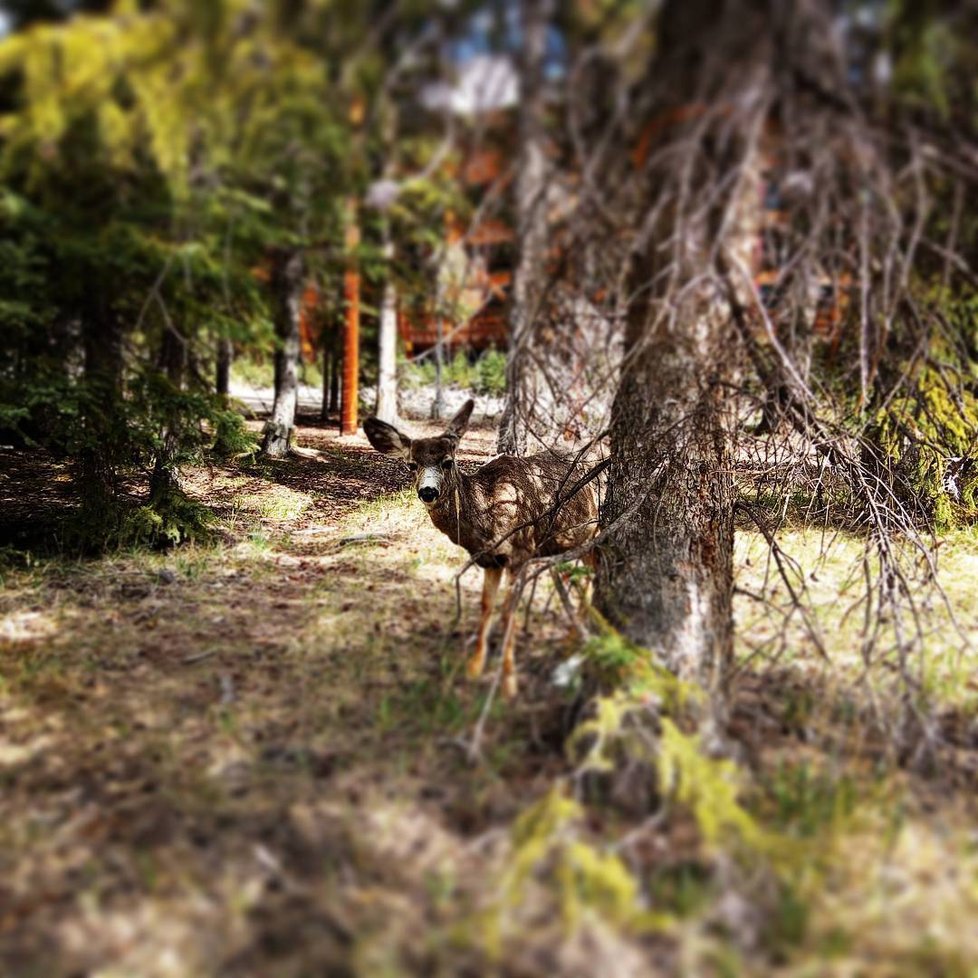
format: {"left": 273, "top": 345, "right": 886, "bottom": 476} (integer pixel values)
{"left": 2, "top": 417, "right": 978, "bottom": 978}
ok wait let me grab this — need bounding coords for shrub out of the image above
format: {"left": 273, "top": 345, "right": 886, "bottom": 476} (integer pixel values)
{"left": 400, "top": 347, "right": 508, "bottom": 395}
{"left": 475, "top": 348, "right": 507, "bottom": 396}
{"left": 211, "top": 408, "right": 258, "bottom": 461}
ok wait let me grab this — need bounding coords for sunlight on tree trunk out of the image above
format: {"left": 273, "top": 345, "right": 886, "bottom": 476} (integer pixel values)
{"left": 376, "top": 234, "right": 398, "bottom": 424}
{"left": 596, "top": 0, "right": 766, "bottom": 697}
{"left": 261, "top": 249, "right": 304, "bottom": 458}
{"left": 341, "top": 196, "right": 361, "bottom": 436}
{"left": 497, "top": 0, "right": 554, "bottom": 456}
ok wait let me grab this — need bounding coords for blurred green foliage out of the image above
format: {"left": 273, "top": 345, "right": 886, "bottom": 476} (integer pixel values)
{"left": 400, "top": 348, "right": 508, "bottom": 395}
{"left": 868, "top": 289, "right": 978, "bottom": 531}
{"left": 0, "top": 0, "right": 463, "bottom": 551}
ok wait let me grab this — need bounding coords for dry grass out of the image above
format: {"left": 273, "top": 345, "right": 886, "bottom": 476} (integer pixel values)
{"left": 2, "top": 422, "right": 978, "bottom": 977}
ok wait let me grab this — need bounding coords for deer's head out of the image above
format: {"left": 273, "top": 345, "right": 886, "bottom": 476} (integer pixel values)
{"left": 363, "top": 400, "right": 474, "bottom": 507}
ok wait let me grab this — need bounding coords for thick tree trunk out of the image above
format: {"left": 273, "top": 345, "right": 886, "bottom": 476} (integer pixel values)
{"left": 597, "top": 304, "right": 738, "bottom": 687}
{"left": 595, "top": 0, "right": 768, "bottom": 691}
{"left": 496, "top": 0, "right": 554, "bottom": 455}
{"left": 375, "top": 236, "right": 398, "bottom": 424}
{"left": 261, "top": 249, "right": 304, "bottom": 458}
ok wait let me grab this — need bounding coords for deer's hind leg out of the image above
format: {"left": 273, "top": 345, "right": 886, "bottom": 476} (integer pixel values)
{"left": 498, "top": 570, "right": 524, "bottom": 700}
{"left": 467, "top": 565, "right": 502, "bottom": 680}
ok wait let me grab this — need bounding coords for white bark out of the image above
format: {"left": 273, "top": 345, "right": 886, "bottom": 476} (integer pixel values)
{"left": 261, "top": 250, "right": 303, "bottom": 458}
{"left": 375, "top": 240, "right": 399, "bottom": 424}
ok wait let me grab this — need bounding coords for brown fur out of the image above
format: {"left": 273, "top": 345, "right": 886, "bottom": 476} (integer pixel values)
{"left": 363, "top": 401, "right": 598, "bottom": 697}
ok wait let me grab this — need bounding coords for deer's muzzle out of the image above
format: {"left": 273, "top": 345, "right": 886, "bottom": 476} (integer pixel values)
{"left": 417, "top": 466, "right": 442, "bottom": 504}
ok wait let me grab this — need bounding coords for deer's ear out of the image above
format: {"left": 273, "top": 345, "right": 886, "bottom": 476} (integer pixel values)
{"left": 363, "top": 417, "right": 412, "bottom": 458}
{"left": 444, "top": 399, "right": 474, "bottom": 440}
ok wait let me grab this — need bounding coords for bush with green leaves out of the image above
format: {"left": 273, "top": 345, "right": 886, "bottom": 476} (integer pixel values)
{"left": 474, "top": 348, "right": 507, "bottom": 396}
{"left": 399, "top": 347, "right": 508, "bottom": 395}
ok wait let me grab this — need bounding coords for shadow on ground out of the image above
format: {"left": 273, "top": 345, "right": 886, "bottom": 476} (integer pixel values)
{"left": 0, "top": 422, "right": 583, "bottom": 977}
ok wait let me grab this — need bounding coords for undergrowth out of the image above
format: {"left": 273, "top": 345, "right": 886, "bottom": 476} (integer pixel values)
{"left": 400, "top": 348, "right": 507, "bottom": 396}
{"left": 867, "top": 290, "right": 978, "bottom": 532}
{"left": 3, "top": 459, "right": 978, "bottom": 977}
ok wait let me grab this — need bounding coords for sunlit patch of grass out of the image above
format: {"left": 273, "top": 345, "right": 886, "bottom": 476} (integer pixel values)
{"left": 231, "top": 485, "right": 312, "bottom": 523}
{"left": 0, "top": 607, "right": 60, "bottom": 644}
{"left": 734, "top": 527, "right": 978, "bottom": 714}
{"left": 779, "top": 805, "right": 978, "bottom": 977}
{"left": 170, "top": 547, "right": 216, "bottom": 581}
{"left": 5, "top": 455, "right": 978, "bottom": 977}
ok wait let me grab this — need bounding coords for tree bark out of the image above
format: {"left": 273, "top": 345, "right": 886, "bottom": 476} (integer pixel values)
{"left": 216, "top": 335, "right": 232, "bottom": 398}
{"left": 79, "top": 283, "right": 123, "bottom": 516}
{"left": 375, "top": 234, "right": 398, "bottom": 424}
{"left": 150, "top": 322, "right": 187, "bottom": 499}
{"left": 597, "top": 298, "right": 739, "bottom": 687}
{"left": 321, "top": 339, "right": 332, "bottom": 422}
{"left": 340, "top": 196, "right": 361, "bottom": 436}
{"left": 496, "top": 0, "right": 554, "bottom": 455}
{"left": 329, "top": 339, "right": 340, "bottom": 415}
{"left": 261, "top": 249, "right": 304, "bottom": 458}
{"left": 595, "top": 0, "right": 768, "bottom": 691}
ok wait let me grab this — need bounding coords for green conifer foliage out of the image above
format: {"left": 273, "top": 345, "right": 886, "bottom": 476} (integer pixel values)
{"left": 0, "top": 0, "right": 351, "bottom": 550}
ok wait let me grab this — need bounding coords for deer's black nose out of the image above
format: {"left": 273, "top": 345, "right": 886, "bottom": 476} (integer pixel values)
{"left": 418, "top": 486, "right": 439, "bottom": 503}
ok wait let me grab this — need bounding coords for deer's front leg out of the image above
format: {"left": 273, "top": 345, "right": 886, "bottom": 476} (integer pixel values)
{"left": 467, "top": 565, "right": 502, "bottom": 680}
{"left": 578, "top": 549, "right": 598, "bottom": 608}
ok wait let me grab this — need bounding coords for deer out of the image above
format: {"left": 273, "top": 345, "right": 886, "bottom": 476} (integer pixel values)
{"left": 363, "top": 400, "right": 598, "bottom": 698}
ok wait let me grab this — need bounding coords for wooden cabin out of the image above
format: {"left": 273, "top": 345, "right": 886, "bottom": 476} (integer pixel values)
{"left": 398, "top": 145, "right": 515, "bottom": 356}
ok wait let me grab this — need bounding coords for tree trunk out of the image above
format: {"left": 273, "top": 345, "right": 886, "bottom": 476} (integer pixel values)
{"left": 597, "top": 303, "right": 739, "bottom": 688}
{"left": 496, "top": 0, "right": 554, "bottom": 455}
{"left": 321, "top": 339, "right": 332, "bottom": 422}
{"left": 150, "top": 323, "right": 187, "bottom": 499}
{"left": 595, "top": 0, "right": 768, "bottom": 693}
{"left": 216, "top": 335, "right": 232, "bottom": 398}
{"left": 79, "top": 282, "right": 123, "bottom": 517}
{"left": 431, "top": 315, "right": 444, "bottom": 422}
{"left": 375, "top": 234, "right": 399, "bottom": 424}
{"left": 329, "top": 339, "right": 341, "bottom": 415}
{"left": 340, "top": 196, "right": 361, "bottom": 436}
{"left": 261, "top": 249, "right": 304, "bottom": 458}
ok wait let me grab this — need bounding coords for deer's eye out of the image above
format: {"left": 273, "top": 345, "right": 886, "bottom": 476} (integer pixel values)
{"left": 441, "top": 458, "right": 453, "bottom": 470}
{"left": 407, "top": 461, "right": 418, "bottom": 472}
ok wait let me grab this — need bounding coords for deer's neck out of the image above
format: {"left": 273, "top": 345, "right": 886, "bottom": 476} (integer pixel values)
{"left": 427, "top": 470, "right": 472, "bottom": 549}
